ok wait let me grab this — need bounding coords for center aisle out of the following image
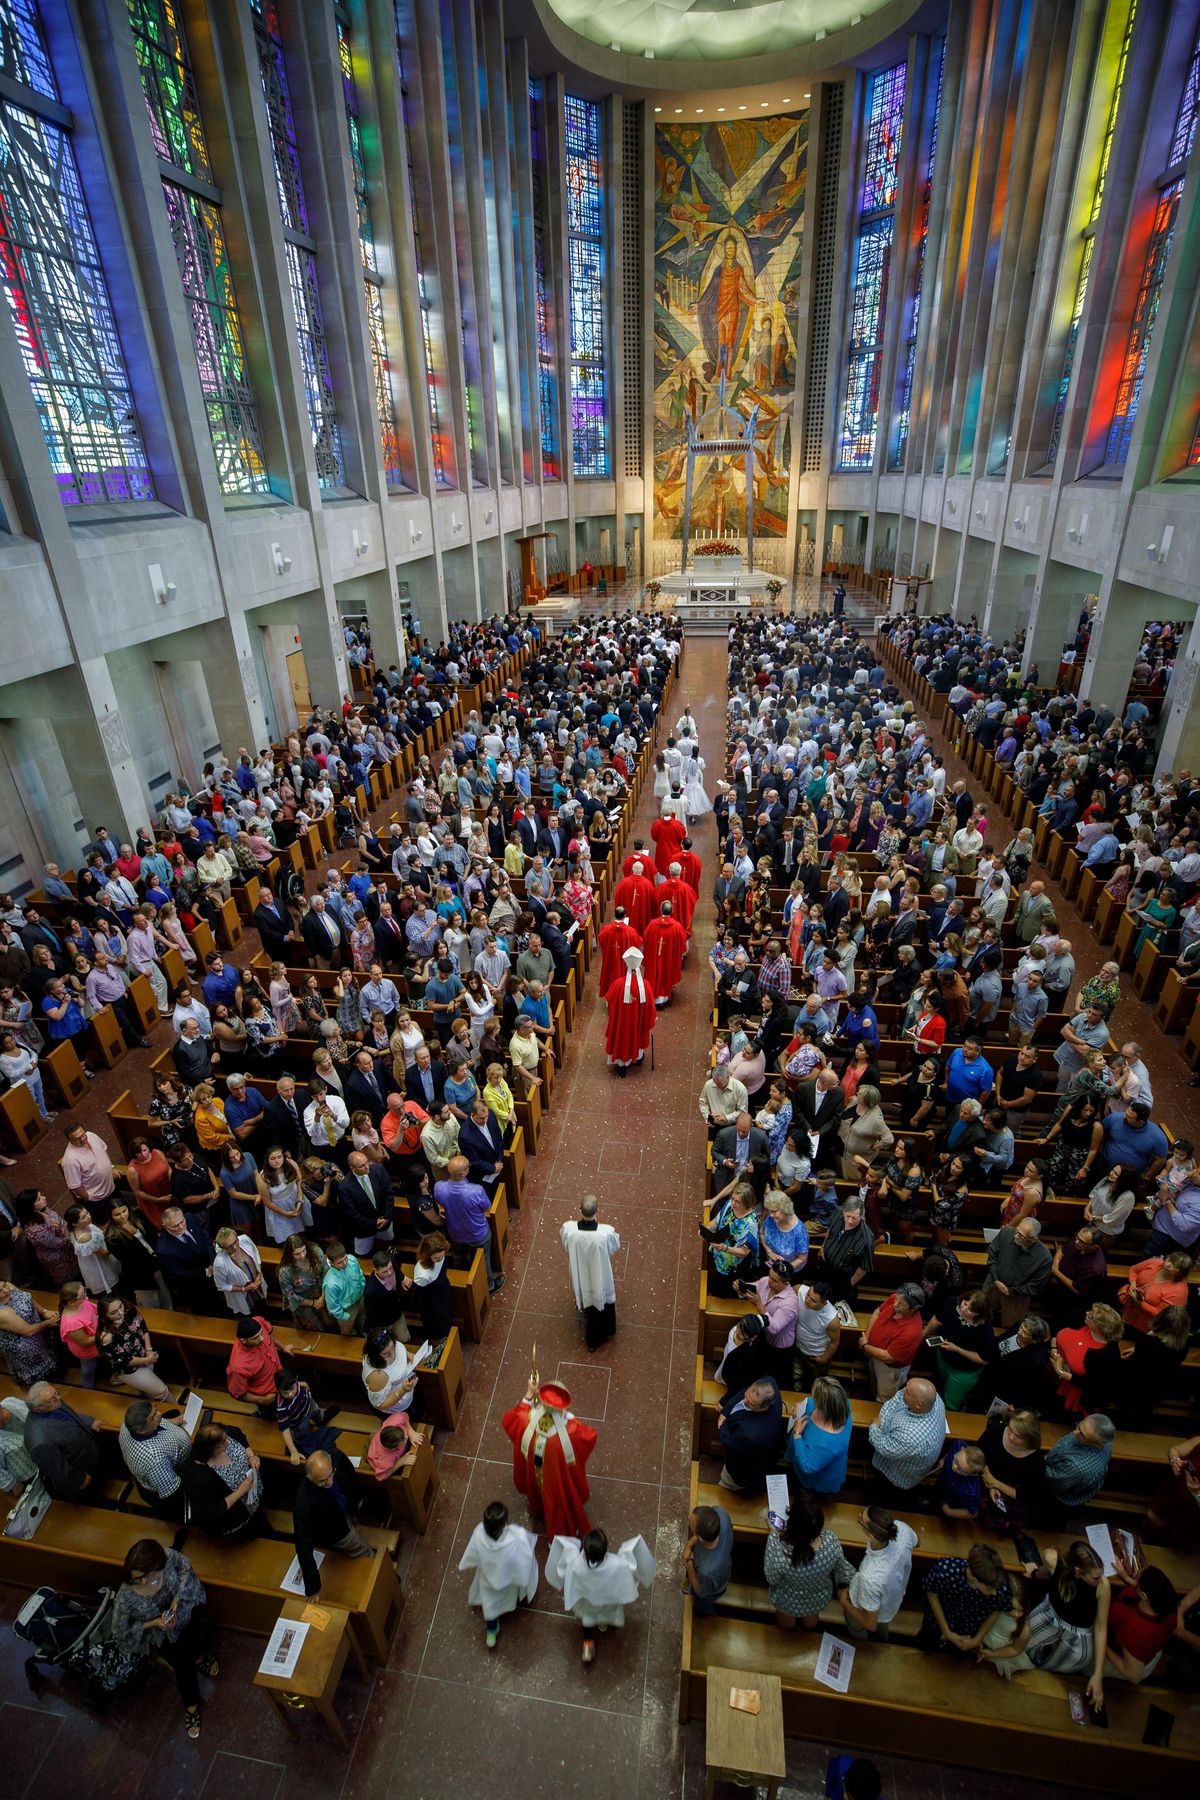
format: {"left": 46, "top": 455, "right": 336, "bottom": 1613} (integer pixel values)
{"left": 366, "top": 634, "right": 728, "bottom": 1799}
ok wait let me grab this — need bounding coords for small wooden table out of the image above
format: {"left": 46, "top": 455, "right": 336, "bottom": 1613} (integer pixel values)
{"left": 704, "top": 1665, "right": 787, "bottom": 1800}
{"left": 254, "top": 1597, "right": 368, "bottom": 1749}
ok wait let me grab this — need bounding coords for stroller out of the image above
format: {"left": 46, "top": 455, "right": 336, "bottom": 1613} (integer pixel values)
{"left": 14, "top": 1585, "right": 147, "bottom": 1708}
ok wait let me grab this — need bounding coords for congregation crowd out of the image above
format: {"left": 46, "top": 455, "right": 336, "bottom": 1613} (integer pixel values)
{"left": 0, "top": 607, "right": 685, "bottom": 1733}
{"left": 680, "top": 609, "right": 1200, "bottom": 1717}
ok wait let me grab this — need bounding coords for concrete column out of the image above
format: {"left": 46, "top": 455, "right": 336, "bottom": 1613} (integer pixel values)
{"left": 1155, "top": 629, "right": 1200, "bottom": 777}
{"left": 1076, "top": 582, "right": 1157, "bottom": 711}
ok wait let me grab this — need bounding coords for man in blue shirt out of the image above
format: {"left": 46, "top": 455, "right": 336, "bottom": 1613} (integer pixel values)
{"left": 1082, "top": 831, "right": 1121, "bottom": 872}
{"left": 201, "top": 953, "right": 242, "bottom": 1015}
{"left": 1099, "top": 1103, "right": 1169, "bottom": 1179}
{"left": 434, "top": 1154, "right": 503, "bottom": 1292}
{"left": 224, "top": 1073, "right": 267, "bottom": 1145}
{"left": 944, "top": 1038, "right": 995, "bottom": 1108}
{"left": 907, "top": 782, "right": 934, "bottom": 829}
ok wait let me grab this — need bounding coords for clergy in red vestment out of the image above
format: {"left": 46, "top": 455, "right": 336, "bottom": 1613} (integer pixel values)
{"left": 603, "top": 946, "right": 656, "bottom": 1075}
{"left": 612, "top": 861, "right": 657, "bottom": 935}
{"left": 676, "top": 838, "right": 703, "bottom": 895}
{"left": 651, "top": 811, "right": 687, "bottom": 878}
{"left": 502, "top": 1380, "right": 596, "bottom": 1542}
{"left": 597, "top": 908, "right": 642, "bottom": 994}
{"left": 642, "top": 903, "right": 687, "bottom": 1005}
{"left": 621, "top": 840, "right": 653, "bottom": 880}
{"left": 657, "top": 864, "right": 696, "bottom": 940}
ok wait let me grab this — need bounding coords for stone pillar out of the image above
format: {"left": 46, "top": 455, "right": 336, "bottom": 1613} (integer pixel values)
{"left": 1155, "top": 641, "right": 1200, "bottom": 778}
{"left": 1076, "top": 583, "right": 1157, "bottom": 712}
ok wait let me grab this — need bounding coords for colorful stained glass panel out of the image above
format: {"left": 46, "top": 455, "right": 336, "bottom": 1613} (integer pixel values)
{"left": 565, "top": 94, "right": 608, "bottom": 477}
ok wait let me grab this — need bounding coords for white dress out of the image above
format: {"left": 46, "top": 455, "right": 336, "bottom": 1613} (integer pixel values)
{"left": 458, "top": 1521, "right": 540, "bottom": 1620}
{"left": 653, "top": 764, "right": 671, "bottom": 799}
{"left": 683, "top": 754, "right": 712, "bottom": 819}
{"left": 545, "top": 1534, "right": 657, "bottom": 1627}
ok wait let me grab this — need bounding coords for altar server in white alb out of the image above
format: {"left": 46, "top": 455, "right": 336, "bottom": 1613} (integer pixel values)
{"left": 560, "top": 1195, "right": 621, "bottom": 1351}
{"left": 457, "top": 1500, "right": 540, "bottom": 1651}
{"left": 546, "top": 1528, "right": 656, "bottom": 1663}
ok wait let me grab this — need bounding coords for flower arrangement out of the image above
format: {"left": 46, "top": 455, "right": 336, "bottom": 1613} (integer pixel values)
{"left": 643, "top": 580, "right": 662, "bottom": 601}
{"left": 765, "top": 579, "right": 784, "bottom": 599}
{"left": 695, "top": 540, "right": 739, "bottom": 558}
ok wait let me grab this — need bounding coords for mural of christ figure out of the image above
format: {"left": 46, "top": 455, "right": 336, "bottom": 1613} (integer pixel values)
{"left": 697, "top": 230, "right": 757, "bottom": 381}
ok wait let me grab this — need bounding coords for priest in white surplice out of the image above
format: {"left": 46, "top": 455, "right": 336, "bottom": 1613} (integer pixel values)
{"left": 560, "top": 1195, "right": 620, "bottom": 1350}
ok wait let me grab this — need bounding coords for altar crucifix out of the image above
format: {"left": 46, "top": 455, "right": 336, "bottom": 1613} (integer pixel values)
{"left": 679, "top": 365, "right": 760, "bottom": 572}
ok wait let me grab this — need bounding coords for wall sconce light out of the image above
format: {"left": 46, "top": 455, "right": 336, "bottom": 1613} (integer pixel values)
{"left": 1013, "top": 504, "right": 1030, "bottom": 533}
{"left": 1066, "top": 513, "right": 1089, "bottom": 544}
{"left": 148, "top": 560, "right": 175, "bottom": 605}
{"left": 409, "top": 521, "right": 423, "bottom": 545}
{"left": 452, "top": 515, "right": 464, "bottom": 537}
{"left": 484, "top": 509, "right": 494, "bottom": 527}
{"left": 158, "top": 582, "right": 177, "bottom": 606}
{"left": 946, "top": 499, "right": 958, "bottom": 517}
{"left": 352, "top": 532, "right": 369, "bottom": 558}
{"left": 271, "top": 541, "right": 292, "bottom": 575}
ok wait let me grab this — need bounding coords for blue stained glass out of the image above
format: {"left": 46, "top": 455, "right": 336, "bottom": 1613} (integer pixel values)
{"left": 529, "top": 77, "right": 559, "bottom": 481}
{"left": 838, "top": 61, "right": 905, "bottom": 471}
{"left": 895, "top": 39, "right": 943, "bottom": 466}
{"left": 0, "top": 0, "right": 56, "bottom": 99}
{"left": 0, "top": 2, "right": 152, "bottom": 504}
{"left": 1104, "top": 179, "right": 1181, "bottom": 467}
{"left": 861, "top": 62, "right": 906, "bottom": 213}
{"left": 565, "top": 94, "right": 608, "bottom": 477}
{"left": 1169, "top": 32, "right": 1200, "bottom": 167}
{"left": 395, "top": 25, "right": 450, "bottom": 487}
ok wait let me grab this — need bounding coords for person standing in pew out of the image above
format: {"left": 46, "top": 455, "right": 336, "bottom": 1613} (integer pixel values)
{"left": 336, "top": 1150, "right": 396, "bottom": 1258}
{"left": 155, "top": 1207, "right": 217, "bottom": 1316}
{"left": 681, "top": 1502, "right": 733, "bottom": 1618}
{"left": 837, "top": 1505, "right": 919, "bottom": 1642}
{"left": 21, "top": 1379, "right": 101, "bottom": 1497}
{"left": 225, "top": 1314, "right": 282, "bottom": 1416}
{"left": 868, "top": 1377, "right": 947, "bottom": 1508}
{"left": 293, "top": 1447, "right": 378, "bottom": 1599}
{"left": 917, "top": 1544, "right": 1012, "bottom": 1653}
{"left": 119, "top": 1398, "right": 192, "bottom": 1512}
{"left": 716, "top": 1376, "right": 784, "bottom": 1493}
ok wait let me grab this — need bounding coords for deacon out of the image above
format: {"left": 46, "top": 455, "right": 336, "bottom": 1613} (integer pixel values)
{"left": 597, "top": 907, "right": 642, "bottom": 995}
{"left": 561, "top": 1195, "right": 620, "bottom": 1350}
{"left": 651, "top": 807, "right": 687, "bottom": 876}
{"left": 658, "top": 862, "right": 697, "bottom": 939}
{"left": 611, "top": 861, "right": 657, "bottom": 935}
{"left": 642, "top": 901, "right": 687, "bottom": 1006}
{"left": 502, "top": 1377, "right": 596, "bottom": 1542}
{"left": 677, "top": 836, "right": 703, "bottom": 895}
{"left": 603, "top": 946, "right": 656, "bottom": 1076}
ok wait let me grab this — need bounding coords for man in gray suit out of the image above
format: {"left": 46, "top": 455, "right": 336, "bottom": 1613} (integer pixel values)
{"left": 712, "top": 1113, "right": 771, "bottom": 1194}
{"left": 22, "top": 1381, "right": 101, "bottom": 1498}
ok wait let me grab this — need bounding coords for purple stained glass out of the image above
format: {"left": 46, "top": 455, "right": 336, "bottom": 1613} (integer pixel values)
{"left": 861, "top": 62, "right": 906, "bottom": 213}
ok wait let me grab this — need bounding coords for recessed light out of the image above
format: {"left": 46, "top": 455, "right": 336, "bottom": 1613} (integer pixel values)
{"left": 654, "top": 105, "right": 662, "bottom": 112}
{"left": 803, "top": 92, "right": 810, "bottom": 98}
{"left": 738, "top": 103, "right": 747, "bottom": 110}
{"left": 717, "top": 106, "right": 725, "bottom": 112}
{"left": 696, "top": 107, "right": 703, "bottom": 113}
{"left": 782, "top": 97, "right": 791, "bottom": 103}
{"left": 674, "top": 106, "right": 682, "bottom": 113}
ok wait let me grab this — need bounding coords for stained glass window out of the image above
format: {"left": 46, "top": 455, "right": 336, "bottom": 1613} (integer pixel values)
{"left": 564, "top": 94, "right": 608, "bottom": 478}
{"left": 1104, "top": 24, "right": 1199, "bottom": 469}
{"left": 395, "top": 29, "right": 450, "bottom": 488}
{"left": 251, "top": 0, "right": 342, "bottom": 488}
{"left": 0, "top": 0, "right": 152, "bottom": 503}
{"left": 1046, "top": 0, "right": 1136, "bottom": 466}
{"left": 1104, "top": 179, "right": 1181, "bottom": 466}
{"left": 336, "top": 11, "right": 402, "bottom": 489}
{"left": 128, "top": 0, "right": 268, "bottom": 495}
{"left": 894, "top": 39, "right": 943, "bottom": 468}
{"left": 440, "top": 14, "right": 485, "bottom": 483}
{"left": 837, "top": 61, "right": 905, "bottom": 471}
{"left": 529, "top": 78, "right": 559, "bottom": 481}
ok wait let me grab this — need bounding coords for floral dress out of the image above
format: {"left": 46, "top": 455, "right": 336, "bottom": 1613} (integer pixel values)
{"left": 111, "top": 1548, "right": 206, "bottom": 1657}
{"left": 763, "top": 1528, "right": 856, "bottom": 1617}
{"left": 148, "top": 1089, "right": 193, "bottom": 1152}
{"left": 278, "top": 1246, "right": 330, "bottom": 1330}
{"left": 930, "top": 1172, "right": 969, "bottom": 1232}
{"left": 0, "top": 1288, "right": 57, "bottom": 1384}
{"left": 24, "top": 1210, "right": 79, "bottom": 1285}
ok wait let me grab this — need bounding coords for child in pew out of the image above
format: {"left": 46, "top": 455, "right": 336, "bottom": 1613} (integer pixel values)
{"left": 274, "top": 1367, "right": 339, "bottom": 1465}
{"left": 806, "top": 1168, "right": 841, "bottom": 1233}
{"left": 938, "top": 1439, "right": 987, "bottom": 1521}
{"left": 366, "top": 1410, "right": 424, "bottom": 1482}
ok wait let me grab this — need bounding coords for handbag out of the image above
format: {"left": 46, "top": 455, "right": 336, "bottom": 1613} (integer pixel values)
{"left": 3, "top": 1475, "right": 52, "bottom": 1540}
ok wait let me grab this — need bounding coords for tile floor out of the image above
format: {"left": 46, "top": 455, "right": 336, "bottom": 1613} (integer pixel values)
{"left": 0, "top": 632, "right": 1133, "bottom": 1799}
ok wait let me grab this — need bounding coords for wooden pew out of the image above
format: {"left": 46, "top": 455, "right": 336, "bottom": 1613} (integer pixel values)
{"left": 0, "top": 1503, "right": 402, "bottom": 1662}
